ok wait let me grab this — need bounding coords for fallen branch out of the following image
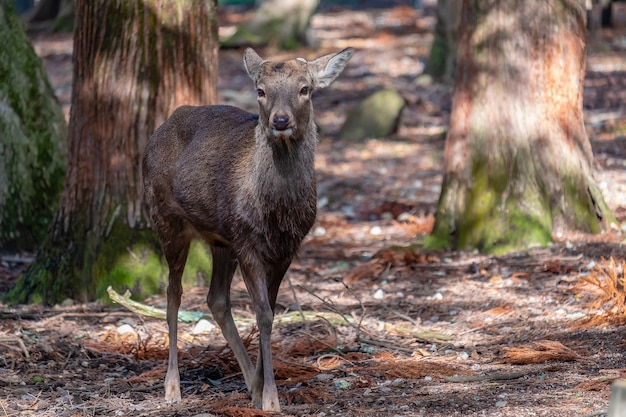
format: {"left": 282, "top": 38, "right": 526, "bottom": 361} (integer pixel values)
{"left": 107, "top": 286, "right": 353, "bottom": 330}
{"left": 106, "top": 286, "right": 205, "bottom": 323}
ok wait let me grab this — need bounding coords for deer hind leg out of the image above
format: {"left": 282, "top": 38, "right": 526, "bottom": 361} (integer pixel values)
{"left": 157, "top": 217, "right": 191, "bottom": 404}
{"left": 206, "top": 245, "right": 256, "bottom": 393}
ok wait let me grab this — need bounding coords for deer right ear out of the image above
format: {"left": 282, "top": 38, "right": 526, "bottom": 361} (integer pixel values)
{"left": 244, "top": 48, "right": 265, "bottom": 81}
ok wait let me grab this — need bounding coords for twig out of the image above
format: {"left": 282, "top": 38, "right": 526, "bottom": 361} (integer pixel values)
{"left": 286, "top": 275, "right": 306, "bottom": 324}
{"left": 295, "top": 330, "right": 344, "bottom": 356}
{"left": 0, "top": 336, "right": 29, "bottom": 359}
{"left": 413, "top": 331, "right": 454, "bottom": 343}
{"left": 357, "top": 337, "right": 415, "bottom": 354}
{"left": 579, "top": 411, "right": 606, "bottom": 417}
{"left": 0, "top": 255, "right": 35, "bottom": 263}
{"left": 297, "top": 285, "right": 357, "bottom": 330}
{"left": 442, "top": 372, "right": 525, "bottom": 383}
{"left": 132, "top": 383, "right": 163, "bottom": 393}
{"left": 315, "top": 354, "right": 355, "bottom": 371}
{"left": 275, "top": 356, "right": 327, "bottom": 372}
{"left": 341, "top": 280, "right": 367, "bottom": 341}
{"left": 389, "top": 309, "right": 419, "bottom": 326}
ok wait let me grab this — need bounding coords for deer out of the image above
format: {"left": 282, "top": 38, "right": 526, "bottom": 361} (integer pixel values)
{"left": 142, "top": 47, "right": 354, "bottom": 412}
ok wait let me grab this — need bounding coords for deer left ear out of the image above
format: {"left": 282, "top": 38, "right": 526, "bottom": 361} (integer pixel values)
{"left": 310, "top": 47, "right": 354, "bottom": 89}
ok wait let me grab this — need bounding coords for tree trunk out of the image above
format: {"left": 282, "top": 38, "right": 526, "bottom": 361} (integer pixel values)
{"left": 0, "top": 0, "right": 67, "bottom": 251}
{"left": 8, "top": 0, "right": 218, "bottom": 304}
{"left": 425, "top": 0, "right": 462, "bottom": 80}
{"left": 223, "top": 0, "right": 318, "bottom": 49}
{"left": 426, "top": 0, "right": 614, "bottom": 255}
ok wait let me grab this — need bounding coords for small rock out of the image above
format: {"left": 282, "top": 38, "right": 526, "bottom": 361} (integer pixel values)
{"left": 313, "top": 226, "right": 326, "bottom": 237}
{"left": 339, "top": 88, "right": 405, "bottom": 141}
{"left": 60, "top": 298, "right": 74, "bottom": 308}
{"left": 370, "top": 225, "right": 383, "bottom": 235}
{"left": 334, "top": 379, "right": 350, "bottom": 389}
{"left": 397, "top": 212, "right": 412, "bottom": 222}
{"left": 495, "top": 400, "right": 507, "bottom": 407}
{"left": 316, "top": 373, "right": 334, "bottom": 382}
{"left": 116, "top": 324, "right": 136, "bottom": 336}
{"left": 192, "top": 319, "right": 216, "bottom": 335}
{"left": 373, "top": 289, "right": 384, "bottom": 300}
{"left": 391, "top": 378, "right": 406, "bottom": 387}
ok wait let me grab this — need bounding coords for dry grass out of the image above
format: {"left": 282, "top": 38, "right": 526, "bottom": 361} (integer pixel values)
{"left": 502, "top": 340, "right": 582, "bottom": 365}
{"left": 578, "top": 257, "right": 626, "bottom": 325}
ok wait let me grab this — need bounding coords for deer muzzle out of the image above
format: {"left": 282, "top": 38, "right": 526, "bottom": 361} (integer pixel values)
{"left": 270, "top": 113, "right": 294, "bottom": 138}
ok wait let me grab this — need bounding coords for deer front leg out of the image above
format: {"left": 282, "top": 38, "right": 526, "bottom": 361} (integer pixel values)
{"left": 239, "top": 258, "right": 283, "bottom": 412}
{"left": 207, "top": 246, "right": 256, "bottom": 391}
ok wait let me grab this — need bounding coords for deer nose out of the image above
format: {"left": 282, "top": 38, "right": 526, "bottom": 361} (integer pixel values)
{"left": 272, "top": 115, "right": 290, "bottom": 131}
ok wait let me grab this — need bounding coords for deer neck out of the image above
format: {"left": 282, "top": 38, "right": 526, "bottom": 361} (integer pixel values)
{"left": 248, "top": 123, "right": 317, "bottom": 198}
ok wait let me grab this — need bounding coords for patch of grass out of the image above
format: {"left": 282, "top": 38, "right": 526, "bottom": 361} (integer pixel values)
{"left": 579, "top": 257, "right": 626, "bottom": 325}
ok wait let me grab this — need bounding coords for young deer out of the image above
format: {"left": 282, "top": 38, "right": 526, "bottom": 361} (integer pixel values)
{"left": 143, "top": 47, "right": 354, "bottom": 411}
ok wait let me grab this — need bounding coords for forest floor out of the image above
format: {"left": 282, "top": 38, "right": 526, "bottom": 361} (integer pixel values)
{"left": 3, "top": 1, "right": 626, "bottom": 416}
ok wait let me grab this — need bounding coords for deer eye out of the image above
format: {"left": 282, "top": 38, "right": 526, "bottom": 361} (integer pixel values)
{"left": 257, "top": 88, "right": 266, "bottom": 98}
{"left": 299, "top": 86, "right": 309, "bottom": 96}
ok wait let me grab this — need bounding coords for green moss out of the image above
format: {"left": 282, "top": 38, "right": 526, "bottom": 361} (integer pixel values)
{"left": 93, "top": 222, "right": 213, "bottom": 302}
{"left": 95, "top": 242, "right": 166, "bottom": 300}
{"left": 428, "top": 150, "right": 553, "bottom": 255}
{"left": 426, "top": 36, "right": 448, "bottom": 78}
{"left": 96, "top": 239, "right": 213, "bottom": 301}
{"left": 562, "top": 176, "right": 601, "bottom": 233}
{"left": 0, "top": 0, "right": 67, "bottom": 250}
{"left": 5, "top": 213, "right": 213, "bottom": 305}
{"left": 183, "top": 241, "right": 213, "bottom": 287}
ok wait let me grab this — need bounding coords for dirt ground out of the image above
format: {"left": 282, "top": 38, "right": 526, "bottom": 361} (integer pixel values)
{"left": 3, "top": 2, "right": 626, "bottom": 416}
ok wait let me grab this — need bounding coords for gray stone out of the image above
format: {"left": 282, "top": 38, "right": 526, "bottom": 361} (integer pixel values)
{"left": 339, "top": 88, "right": 405, "bottom": 141}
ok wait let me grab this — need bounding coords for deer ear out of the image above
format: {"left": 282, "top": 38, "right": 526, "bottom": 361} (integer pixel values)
{"left": 244, "top": 48, "right": 265, "bottom": 81}
{"left": 310, "top": 47, "right": 354, "bottom": 89}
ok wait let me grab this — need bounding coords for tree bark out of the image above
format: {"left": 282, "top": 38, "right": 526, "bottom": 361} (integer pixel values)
{"left": 0, "top": 0, "right": 67, "bottom": 251}
{"left": 427, "top": 0, "right": 614, "bottom": 255}
{"left": 8, "top": 0, "right": 218, "bottom": 304}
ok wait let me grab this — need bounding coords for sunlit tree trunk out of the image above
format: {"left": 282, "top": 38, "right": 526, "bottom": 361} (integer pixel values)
{"left": 427, "top": 0, "right": 613, "bottom": 255}
{"left": 9, "top": 0, "right": 218, "bottom": 304}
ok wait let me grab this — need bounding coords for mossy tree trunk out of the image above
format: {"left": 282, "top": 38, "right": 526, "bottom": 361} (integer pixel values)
{"left": 223, "top": 0, "right": 318, "bottom": 49}
{"left": 425, "top": 0, "right": 462, "bottom": 80}
{"left": 426, "top": 0, "right": 614, "bottom": 255}
{"left": 0, "top": 0, "right": 67, "bottom": 251}
{"left": 8, "top": 0, "right": 218, "bottom": 304}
